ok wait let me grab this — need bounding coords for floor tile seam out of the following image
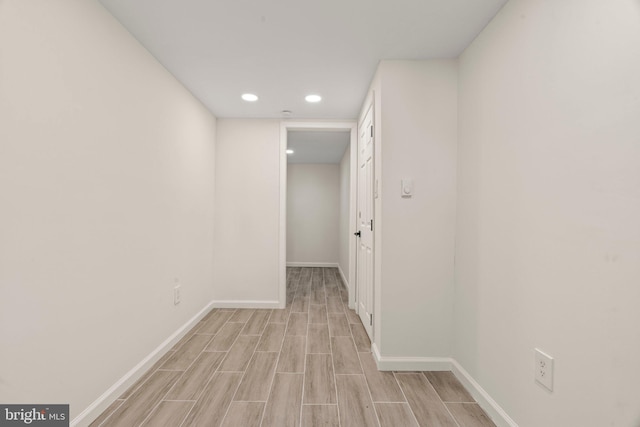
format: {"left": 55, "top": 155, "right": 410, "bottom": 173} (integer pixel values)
{"left": 188, "top": 370, "right": 242, "bottom": 427}
{"left": 441, "top": 398, "right": 463, "bottom": 427}
{"left": 172, "top": 322, "right": 202, "bottom": 351}
{"left": 176, "top": 332, "right": 216, "bottom": 371}
{"left": 222, "top": 350, "right": 261, "bottom": 425}
{"left": 115, "top": 360, "right": 174, "bottom": 414}
{"left": 354, "top": 349, "right": 382, "bottom": 427}
{"left": 298, "top": 316, "right": 311, "bottom": 426}
{"left": 335, "top": 333, "right": 364, "bottom": 375}
{"left": 92, "top": 398, "right": 125, "bottom": 427}
{"left": 293, "top": 266, "right": 308, "bottom": 427}
{"left": 182, "top": 355, "right": 238, "bottom": 423}
{"left": 419, "top": 371, "right": 463, "bottom": 421}
{"left": 135, "top": 384, "right": 174, "bottom": 427}
{"left": 161, "top": 336, "right": 217, "bottom": 408}
{"left": 392, "top": 371, "right": 423, "bottom": 427}
{"left": 300, "top": 319, "right": 310, "bottom": 412}
{"left": 198, "top": 310, "right": 237, "bottom": 336}
{"left": 233, "top": 350, "right": 279, "bottom": 402}
{"left": 421, "top": 371, "right": 478, "bottom": 405}
{"left": 322, "top": 268, "right": 342, "bottom": 427}
{"left": 334, "top": 373, "right": 366, "bottom": 377}
{"left": 258, "top": 308, "right": 294, "bottom": 427}
{"left": 241, "top": 310, "right": 273, "bottom": 336}
{"left": 176, "top": 401, "right": 197, "bottom": 427}
{"left": 137, "top": 399, "right": 196, "bottom": 427}
{"left": 327, "top": 325, "right": 342, "bottom": 427}
{"left": 302, "top": 403, "right": 338, "bottom": 406}
{"left": 216, "top": 316, "right": 252, "bottom": 371}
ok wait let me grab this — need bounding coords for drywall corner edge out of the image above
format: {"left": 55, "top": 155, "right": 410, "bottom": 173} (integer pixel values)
{"left": 71, "top": 301, "right": 215, "bottom": 427}
{"left": 451, "top": 359, "right": 520, "bottom": 427}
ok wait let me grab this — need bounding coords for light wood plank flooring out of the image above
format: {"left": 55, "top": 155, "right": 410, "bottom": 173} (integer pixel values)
{"left": 92, "top": 267, "right": 495, "bottom": 427}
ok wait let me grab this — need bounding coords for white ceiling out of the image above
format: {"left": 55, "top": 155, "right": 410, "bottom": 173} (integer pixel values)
{"left": 287, "top": 131, "right": 350, "bottom": 164}
{"left": 98, "top": 0, "right": 507, "bottom": 120}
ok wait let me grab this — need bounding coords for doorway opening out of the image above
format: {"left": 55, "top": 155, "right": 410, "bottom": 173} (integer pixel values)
{"left": 279, "top": 122, "right": 357, "bottom": 310}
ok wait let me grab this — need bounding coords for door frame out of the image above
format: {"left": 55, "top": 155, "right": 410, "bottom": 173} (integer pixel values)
{"left": 279, "top": 121, "right": 358, "bottom": 308}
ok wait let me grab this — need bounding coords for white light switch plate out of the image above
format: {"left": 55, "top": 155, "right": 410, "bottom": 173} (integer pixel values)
{"left": 401, "top": 178, "right": 413, "bottom": 197}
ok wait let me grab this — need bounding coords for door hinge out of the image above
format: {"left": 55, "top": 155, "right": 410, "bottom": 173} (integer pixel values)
{"left": 369, "top": 313, "right": 373, "bottom": 326}
{"left": 370, "top": 219, "right": 374, "bottom": 231}
{"left": 370, "top": 125, "right": 373, "bottom": 138}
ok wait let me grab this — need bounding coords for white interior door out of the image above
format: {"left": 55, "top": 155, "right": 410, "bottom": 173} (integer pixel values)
{"left": 356, "top": 105, "right": 374, "bottom": 339}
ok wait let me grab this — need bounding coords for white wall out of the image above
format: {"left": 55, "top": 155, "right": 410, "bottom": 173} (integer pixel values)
{"left": 338, "top": 149, "right": 351, "bottom": 281}
{"left": 455, "top": 1, "right": 640, "bottom": 426}
{"left": 367, "top": 60, "right": 458, "bottom": 359}
{"left": 287, "top": 164, "right": 340, "bottom": 265}
{"left": 0, "top": 0, "right": 217, "bottom": 420}
{"left": 214, "top": 119, "right": 281, "bottom": 305}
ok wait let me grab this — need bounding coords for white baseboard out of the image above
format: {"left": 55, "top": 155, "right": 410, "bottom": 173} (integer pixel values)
{"left": 71, "top": 301, "right": 215, "bottom": 427}
{"left": 451, "top": 360, "right": 519, "bottom": 427}
{"left": 371, "top": 346, "right": 518, "bottom": 426}
{"left": 337, "top": 264, "right": 348, "bottom": 287}
{"left": 337, "top": 264, "right": 355, "bottom": 309}
{"left": 371, "top": 343, "right": 452, "bottom": 371}
{"left": 211, "top": 300, "right": 283, "bottom": 309}
{"left": 286, "top": 262, "right": 339, "bottom": 268}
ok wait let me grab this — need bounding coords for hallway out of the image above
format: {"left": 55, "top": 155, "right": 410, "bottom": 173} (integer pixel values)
{"left": 91, "top": 268, "right": 494, "bottom": 426}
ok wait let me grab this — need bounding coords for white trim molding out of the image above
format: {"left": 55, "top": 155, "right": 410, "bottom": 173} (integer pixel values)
{"left": 337, "top": 264, "right": 349, "bottom": 288}
{"left": 279, "top": 120, "right": 358, "bottom": 317}
{"left": 72, "top": 301, "right": 215, "bottom": 427}
{"left": 286, "top": 262, "right": 339, "bottom": 268}
{"left": 211, "top": 300, "right": 282, "bottom": 309}
{"left": 451, "top": 360, "right": 519, "bottom": 427}
{"left": 370, "top": 345, "right": 519, "bottom": 427}
{"left": 372, "top": 343, "right": 452, "bottom": 372}
{"left": 278, "top": 123, "right": 287, "bottom": 310}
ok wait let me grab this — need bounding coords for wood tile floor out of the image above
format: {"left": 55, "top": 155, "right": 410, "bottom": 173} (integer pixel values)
{"left": 92, "top": 267, "right": 496, "bottom": 427}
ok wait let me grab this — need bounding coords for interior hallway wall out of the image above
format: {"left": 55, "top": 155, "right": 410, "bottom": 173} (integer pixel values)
{"left": 455, "top": 1, "right": 640, "bottom": 425}
{"left": 0, "top": 0, "right": 217, "bottom": 419}
{"left": 287, "top": 164, "right": 340, "bottom": 265}
{"left": 338, "top": 148, "right": 351, "bottom": 282}
{"left": 213, "top": 119, "right": 281, "bottom": 304}
{"left": 366, "top": 60, "right": 458, "bottom": 359}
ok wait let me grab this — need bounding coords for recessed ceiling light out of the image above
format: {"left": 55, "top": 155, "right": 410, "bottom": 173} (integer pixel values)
{"left": 286, "top": 149, "right": 294, "bottom": 154}
{"left": 305, "top": 94, "right": 322, "bottom": 103}
{"left": 241, "top": 93, "right": 258, "bottom": 102}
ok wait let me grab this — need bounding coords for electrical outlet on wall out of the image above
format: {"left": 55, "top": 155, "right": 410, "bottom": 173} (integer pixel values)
{"left": 535, "top": 348, "right": 554, "bottom": 391}
{"left": 174, "top": 283, "right": 181, "bottom": 305}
